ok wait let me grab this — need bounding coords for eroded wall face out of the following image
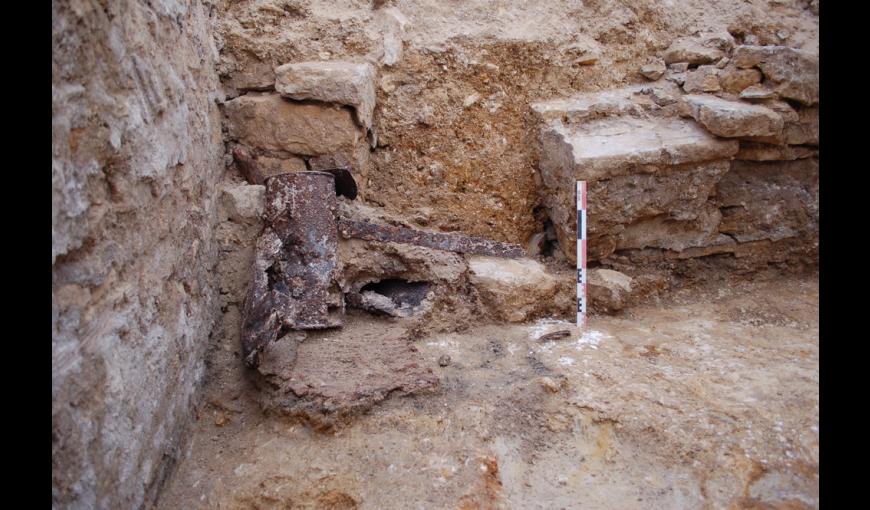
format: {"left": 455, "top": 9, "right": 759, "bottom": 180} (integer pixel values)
{"left": 52, "top": 1, "right": 224, "bottom": 507}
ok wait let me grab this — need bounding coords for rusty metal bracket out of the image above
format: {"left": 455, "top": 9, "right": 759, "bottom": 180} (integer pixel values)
{"left": 308, "top": 154, "right": 358, "bottom": 200}
{"left": 336, "top": 218, "right": 525, "bottom": 258}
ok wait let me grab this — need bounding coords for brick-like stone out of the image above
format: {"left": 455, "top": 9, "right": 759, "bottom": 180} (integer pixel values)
{"left": 224, "top": 93, "right": 362, "bottom": 156}
{"left": 739, "top": 85, "right": 777, "bottom": 100}
{"left": 275, "top": 61, "right": 377, "bottom": 131}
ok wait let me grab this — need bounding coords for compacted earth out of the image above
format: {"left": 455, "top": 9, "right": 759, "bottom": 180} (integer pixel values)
{"left": 156, "top": 272, "right": 818, "bottom": 510}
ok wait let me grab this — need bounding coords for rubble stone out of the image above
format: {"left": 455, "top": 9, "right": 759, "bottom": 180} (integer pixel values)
{"left": 731, "top": 45, "right": 819, "bottom": 105}
{"left": 219, "top": 183, "right": 265, "bottom": 223}
{"left": 719, "top": 66, "right": 762, "bottom": 94}
{"left": 224, "top": 93, "right": 362, "bottom": 156}
{"left": 640, "top": 59, "right": 667, "bottom": 80}
{"left": 684, "top": 94, "right": 783, "bottom": 138}
{"left": 682, "top": 65, "right": 721, "bottom": 93}
{"left": 274, "top": 61, "right": 377, "bottom": 131}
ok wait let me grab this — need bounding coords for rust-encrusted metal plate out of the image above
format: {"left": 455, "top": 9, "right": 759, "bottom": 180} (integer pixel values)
{"left": 337, "top": 218, "right": 525, "bottom": 258}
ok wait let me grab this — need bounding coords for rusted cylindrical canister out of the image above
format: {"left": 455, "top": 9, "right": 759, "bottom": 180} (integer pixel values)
{"left": 242, "top": 171, "right": 341, "bottom": 366}
{"left": 265, "top": 171, "right": 339, "bottom": 330}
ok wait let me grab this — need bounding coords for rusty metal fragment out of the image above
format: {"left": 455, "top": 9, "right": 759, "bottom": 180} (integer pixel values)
{"left": 241, "top": 171, "right": 341, "bottom": 367}
{"left": 308, "top": 154, "right": 358, "bottom": 200}
{"left": 336, "top": 218, "right": 526, "bottom": 258}
{"left": 231, "top": 145, "right": 265, "bottom": 185}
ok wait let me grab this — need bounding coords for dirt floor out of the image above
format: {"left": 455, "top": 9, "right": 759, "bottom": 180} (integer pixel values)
{"left": 156, "top": 272, "right": 818, "bottom": 510}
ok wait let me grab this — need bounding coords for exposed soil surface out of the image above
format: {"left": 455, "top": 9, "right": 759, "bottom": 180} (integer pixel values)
{"left": 157, "top": 273, "right": 818, "bottom": 509}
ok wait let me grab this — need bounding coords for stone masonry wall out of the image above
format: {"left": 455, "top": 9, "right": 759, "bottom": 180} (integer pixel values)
{"left": 52, "top": 1, "right": 224, "bottom": 508}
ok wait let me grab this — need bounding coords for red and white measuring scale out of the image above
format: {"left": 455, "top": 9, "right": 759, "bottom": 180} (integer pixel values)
{"left": 576, "top": 181, "right": 587, "bottom": 328}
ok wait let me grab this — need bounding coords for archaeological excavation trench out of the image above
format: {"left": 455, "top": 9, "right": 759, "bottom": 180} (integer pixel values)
{"left": 53, "top": 1, "right": 818, "bottom": 508}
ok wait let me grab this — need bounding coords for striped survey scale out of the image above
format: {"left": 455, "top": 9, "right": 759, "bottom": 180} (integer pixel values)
{"left": 576, "top": 180, "right": 587, "bottom": 328}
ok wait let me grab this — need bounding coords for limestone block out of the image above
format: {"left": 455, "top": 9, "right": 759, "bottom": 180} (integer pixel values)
{"left": 715, "top": 159, "right": 818, "bottom": 243}
{"left": 224, "top": 93, "right": 361, "bottom": 156}
{"left": 275, "top": 61, "right": 377, "bottom": 131}
{"left": 684, "top": 94, "right": 783, "bottom": 138}
{"left": 468, "top": 257, "right": 558, "bottom": 323}
{"left": 539, "top": 116, "right": 737, "bottom": 262}
{"left": 257, "top": 156, "right": 307, "bottom": 179}
{"left": 588, "top": 269, "right": 633, "bottom": 312}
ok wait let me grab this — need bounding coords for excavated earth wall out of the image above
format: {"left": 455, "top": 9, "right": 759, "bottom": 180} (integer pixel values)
{"left": 52, "top": 1, "right": 224, "bottom": 508}
{"left": 52, "top": 0, "right": 819, "bottom": 506}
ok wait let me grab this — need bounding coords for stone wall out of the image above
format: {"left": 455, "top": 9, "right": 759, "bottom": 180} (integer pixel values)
{"left": 52, "top": 1, "right": 224, "bottom": 507}
{"left": 213, "top": 0, "right": 818, "bottom": 248}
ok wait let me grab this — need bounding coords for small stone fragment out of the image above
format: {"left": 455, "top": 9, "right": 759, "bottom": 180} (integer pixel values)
{"left": 640, "top": 58, "right": 666, "bottom": 81}
{"left": 668, "top": 62, "right": 690, "bottom": 73}
{"left": 540, "top": 377, "right": 560, "bottom": 393}
{"left": 576, "top": 52, "right": 599, "bottom": 65}
{"left": 438, "top": 355, "right": 451, "bottom": 367}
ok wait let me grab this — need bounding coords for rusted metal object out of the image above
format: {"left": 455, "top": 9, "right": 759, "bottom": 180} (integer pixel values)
{"left": 336, "top": 218, "right": 526, "bottom": 258}
{"left": 231, "top": 145, "right": 265, "bottom": 185}
{"left": 308, "top": 154, "right": 358, "bottom": 200}
{"left": 241, "top": 171, "right": 341, "bottom": 367}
